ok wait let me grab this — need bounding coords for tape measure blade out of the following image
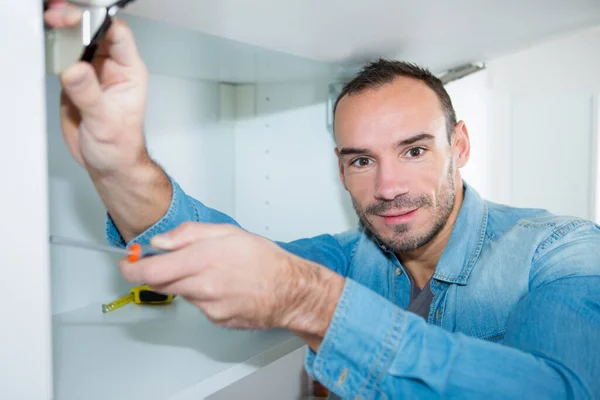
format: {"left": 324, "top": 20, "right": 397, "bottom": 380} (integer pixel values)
{"left": 101, "top": 293, "right": 134, "bottom": 313}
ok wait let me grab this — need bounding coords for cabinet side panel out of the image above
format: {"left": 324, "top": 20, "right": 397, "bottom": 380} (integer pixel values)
{"left": 0, "top": 3, "right": 53, "bottom": 399}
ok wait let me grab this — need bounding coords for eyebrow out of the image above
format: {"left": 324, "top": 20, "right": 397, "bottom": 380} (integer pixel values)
{"left": 396, "top": 132, "right": 435, "bottom": 146}
{"left": 338, "top": 147, "right": 371, "bottom": 157}
{"left": 338, "top": 132, "right": 435, "bottom": 157}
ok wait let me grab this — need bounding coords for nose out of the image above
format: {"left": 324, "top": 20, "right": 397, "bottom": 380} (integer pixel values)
{"left": 374, "top": 158, "right": 409, "bottom": 201}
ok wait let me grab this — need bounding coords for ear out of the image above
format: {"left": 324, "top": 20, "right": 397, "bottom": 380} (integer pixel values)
{"left": 335, "top": 148, "right": 349, "bottom": 191}
{"left": 452, "top": 121, "right": 470, "bottom": 169}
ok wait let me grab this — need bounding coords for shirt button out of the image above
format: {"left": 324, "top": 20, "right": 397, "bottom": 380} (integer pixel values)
{"left": 395, "top": 267, "right": 403, "bottom": 276}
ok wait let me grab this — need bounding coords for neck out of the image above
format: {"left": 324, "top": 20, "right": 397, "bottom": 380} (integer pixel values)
{"left": 397, "top": 180, "right": 465, "bottom": 289}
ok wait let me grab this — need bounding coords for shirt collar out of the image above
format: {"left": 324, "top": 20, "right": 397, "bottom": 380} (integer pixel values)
{"left": 432, "top": 181, "right": 488, "bottom": 285}
{"left": 365, "top": 181, "right": 488, "bottom": 285}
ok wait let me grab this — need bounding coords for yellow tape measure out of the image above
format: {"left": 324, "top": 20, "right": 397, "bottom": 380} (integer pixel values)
{"left": 102, "top": 284, "right": 175, "bottom": 313}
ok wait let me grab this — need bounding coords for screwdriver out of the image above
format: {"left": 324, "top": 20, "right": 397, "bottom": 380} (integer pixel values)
{"left": 48, "top": 235, "right": 175, "bottom": 313}
{"left": 49, "top": 234, "right": 167, "bottom": 262}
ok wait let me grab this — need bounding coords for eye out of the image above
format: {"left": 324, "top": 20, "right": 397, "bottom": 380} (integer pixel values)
{"left": 405, "top": 147, "right": 425, "bottom": 158}
{"left": 350, "top": 157, "right": 373, "bottom": 167}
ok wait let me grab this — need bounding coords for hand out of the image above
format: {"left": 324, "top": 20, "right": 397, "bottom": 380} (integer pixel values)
{"left": 118, "top": 223, "right": 345, "bottom": 343}
{"left": 45, "top": 1, "right": 170, "bottom": 243}
{"left": 45, "top": 0, "right": 149, "bottom": 175}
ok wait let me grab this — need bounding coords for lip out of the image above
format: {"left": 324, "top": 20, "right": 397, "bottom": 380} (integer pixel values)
{"left": 379, "top": 209, "right": 418, "bottom": 225}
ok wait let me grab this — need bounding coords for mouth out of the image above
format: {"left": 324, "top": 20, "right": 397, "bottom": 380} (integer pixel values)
{"left": 378, "top": 208, "right": 419, "bottom": 225}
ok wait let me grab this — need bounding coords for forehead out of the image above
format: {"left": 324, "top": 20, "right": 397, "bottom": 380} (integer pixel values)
{"left": 334, "top": 77, "right": 446, "bottom": 146}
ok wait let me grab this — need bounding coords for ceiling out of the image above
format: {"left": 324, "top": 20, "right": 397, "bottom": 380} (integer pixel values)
{"left": 122, "top": 0, "right": 600, "bottom": 73}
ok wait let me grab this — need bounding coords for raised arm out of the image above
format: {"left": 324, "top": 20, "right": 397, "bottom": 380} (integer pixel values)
{"left": 47, "top": 2, "right": 176, "bottom": 242}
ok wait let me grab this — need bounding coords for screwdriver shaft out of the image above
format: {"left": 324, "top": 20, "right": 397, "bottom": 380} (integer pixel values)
{"left": 49, "top": 235, "right": 129, "bottom": 256}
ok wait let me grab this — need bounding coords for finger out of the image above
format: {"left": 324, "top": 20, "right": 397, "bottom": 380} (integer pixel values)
{"left": 101, "top": 19, "right": 143, "bottom": 67}
{"left": 44, "top": 2, "right": 83, "bottom": 28}
{"left": 186, "top": 299, "right": 257, "bottom": 329}
{"left": 150, "top": 275, "right": 220, "bottom": 301}
{"left": 60, "top": 62, "right": 104, "bottom": 123}
{"left": 59, "top": 91, "right": 85, "bottom": 166}
{"left": 151, "top": 222, "right": 239, "bottom": 251}
{"left": 118, "top": 245, "right": 200, "bottom": 286}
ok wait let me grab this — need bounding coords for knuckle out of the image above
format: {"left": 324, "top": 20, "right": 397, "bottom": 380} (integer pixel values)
{"left": 224, "top": 223, "right": 240, "bottom": 234}
{"left": 179, "top": 221, "right": 197, "bottom": 235}
{"left": 199, "top": 281, "right": 217, "bottom": 298}
{"left": 118, "top": 261, "right": 137, "bottom": 283}
{"left": 140, "top": 265, "right": 161, "bottom": 285}
{"left": 113, "top": 19, "right": 130, "bottom": 30}
{"left": 207, "top": 306, "right": 229, "bottom": 324}
{"left": 181, "top": 221, "right": 196, "bottom": 229}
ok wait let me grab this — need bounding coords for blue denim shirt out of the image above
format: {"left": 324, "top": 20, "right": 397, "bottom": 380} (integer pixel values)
{"left": 107, "top": 178, "right": 600, "bottom": 399}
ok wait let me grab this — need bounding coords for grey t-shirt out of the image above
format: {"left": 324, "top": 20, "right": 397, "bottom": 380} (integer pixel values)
{"left": 405, "top": 271, "right": 434, "bottom": 321}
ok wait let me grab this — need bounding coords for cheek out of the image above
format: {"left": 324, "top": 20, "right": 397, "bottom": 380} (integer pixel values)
{"left": 346, "top": 173, "right": 374, "bottom": 209}
{"left": 417, "top": 155, "right": 450, "bottom": 185}
{"left": 345, "top": 172, "right": 375, "bottom": 204}
{"left": 403, "top": 163, "right": 442, "bottom": 194}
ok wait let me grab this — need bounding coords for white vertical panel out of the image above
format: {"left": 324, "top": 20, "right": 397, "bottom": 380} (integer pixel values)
{"left": 486, "top": 90, "right": 514, "bottom": 205}
{"left": 234, "top": 82, "right": 357, "bottom": 242}
{"left": 143, "top": 76, "right": 236, "bottom": 217}
{"left": 510, "top": 94, "right": 593, "bottom": 219}
{"left": 0, "top": 2, "right": 53, "bottom": 399}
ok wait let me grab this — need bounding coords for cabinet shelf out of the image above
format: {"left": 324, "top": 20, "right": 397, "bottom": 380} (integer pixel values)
{"left": 53, "top": 299, "right": 304, "bottom": 399}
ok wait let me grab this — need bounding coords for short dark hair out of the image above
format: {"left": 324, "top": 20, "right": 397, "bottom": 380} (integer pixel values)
{"left": 333, "top": 59, "right": 457, "bottom": 142}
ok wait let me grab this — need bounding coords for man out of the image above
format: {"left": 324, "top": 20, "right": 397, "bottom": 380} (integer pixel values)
{"left": 45, "top": 3, "right": 600, "bottom": 399}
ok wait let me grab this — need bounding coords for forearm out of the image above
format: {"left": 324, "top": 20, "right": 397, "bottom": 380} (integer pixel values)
{"left": 279, "top": 256, "right": 346, "bottom": 352}
{"left": 89, "top": 156, "right": 171, "bottom": 243}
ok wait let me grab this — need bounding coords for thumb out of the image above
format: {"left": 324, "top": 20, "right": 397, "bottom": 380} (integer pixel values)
{"left": 151, "top": 222, "right": 239, "bottom": 250}
{"left": 60, "top": 62, "right": 103, "bottom": 123}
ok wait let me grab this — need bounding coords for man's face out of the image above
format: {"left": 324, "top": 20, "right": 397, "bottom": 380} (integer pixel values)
{"left": 334, "top": 77, "right": 469, "bottom": 253}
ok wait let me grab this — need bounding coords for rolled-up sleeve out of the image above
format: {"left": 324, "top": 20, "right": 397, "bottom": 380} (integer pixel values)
{"left": 305, "top": 279, "right": 407, "bottom": 398}
{"left": 305, "top": 275, "right": 600, "bottom": 399}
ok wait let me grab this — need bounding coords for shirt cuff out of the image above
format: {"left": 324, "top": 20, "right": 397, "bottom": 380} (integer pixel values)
{"left": 305, "top": 278, "right": 406, "bottom": 398}
{"left": 105, "top": 175, "right": 197, "bottom": 247}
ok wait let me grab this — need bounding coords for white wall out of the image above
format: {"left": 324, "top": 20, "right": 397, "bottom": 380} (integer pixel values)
{"left": 234, "top": 82, "right": 358, "bottom": 242}
{"left": 445, "top": 70, "right": 491, "bottom": 200}
{"left": 440, "top": 26, "right": 600, "bottom": 220}
{"left": 486, "top": 25, "right": 600, "bottom": 218}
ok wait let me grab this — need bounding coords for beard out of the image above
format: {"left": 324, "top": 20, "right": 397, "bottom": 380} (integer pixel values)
{"left": 353, "top": 166, "right": 456, "bottom": 254}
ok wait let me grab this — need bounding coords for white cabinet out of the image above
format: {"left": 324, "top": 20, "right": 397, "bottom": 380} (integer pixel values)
{"left": 0, "top": 3, "right": 53, "bottom": 400}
